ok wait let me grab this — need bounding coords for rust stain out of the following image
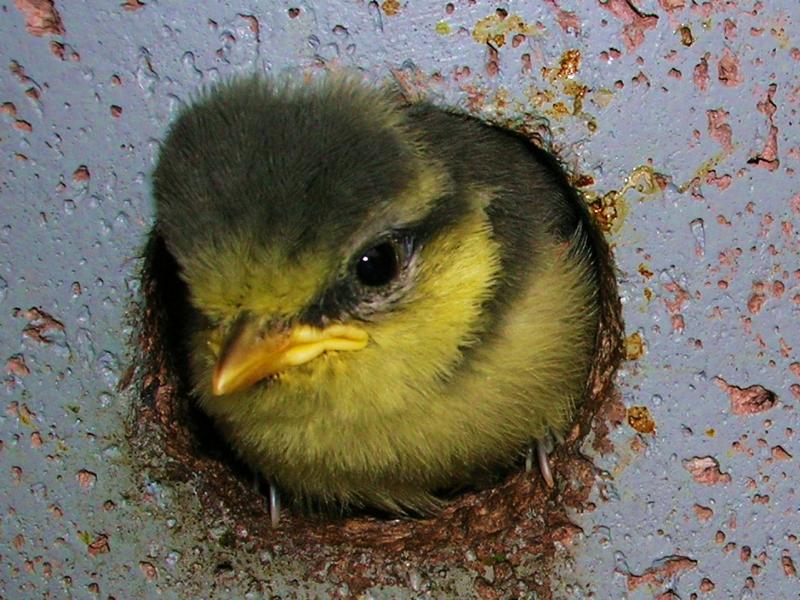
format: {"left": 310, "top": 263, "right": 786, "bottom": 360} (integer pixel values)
{"left": 678, "top": 25, "right": 694, "bottom": 46}
{"left": 472, "top": 13, "right": 532, "bottom": 47}
{"left": 381, "top": 0, "right": 401, "bottom": 17}
{"left": 586, "top": 165, "right": 664, "bottom": 233}
{"left": 627, "top": 405, "right": 656, "bottom": 434}
{"left": 772, "top": 446, "right": 793, "bottom": 460}
{"left": 624, "top": 332, "right": 645, "bottom": 360}
{"left": 557, "top": 49, "right": 582, "bottom": 79}
{"left": 541, "top": 49, "right": 582, "bottom": 81}
{"left": 638, "top": 263, "right": 654, "bottom": 279}
{"left": 587, "top": 190, "right": 626, "bottom": 232}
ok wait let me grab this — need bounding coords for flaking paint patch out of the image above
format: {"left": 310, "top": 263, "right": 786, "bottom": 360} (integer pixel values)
{"left": 472, "top": 12, "right": 533, "bottom": 47}
{"left": 714, "top": 377, "right": 779, "bottom": 415}
{"left": 599, "top": 0, "right": 660, "bottom": 51}
{"left": 12, "top": 0, "right": 64, "bottom": 37}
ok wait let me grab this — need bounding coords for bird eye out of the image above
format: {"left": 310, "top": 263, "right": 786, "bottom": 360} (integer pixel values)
{"left": 354, "top": 241, "right": 401, "bottom": 287}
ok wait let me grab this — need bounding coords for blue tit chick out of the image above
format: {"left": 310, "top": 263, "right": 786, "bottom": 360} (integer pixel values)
{"left": 152, "top": 76, "right": 600, "bottom": 515}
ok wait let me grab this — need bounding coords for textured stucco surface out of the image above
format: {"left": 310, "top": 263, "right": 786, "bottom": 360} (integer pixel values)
{"left": 1, "top": 1, "right": 798, "bottom": 598}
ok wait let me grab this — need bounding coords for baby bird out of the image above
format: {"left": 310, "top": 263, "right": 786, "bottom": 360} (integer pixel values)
{"left": 152, "top": 76, "right": 600, "bottom": 515}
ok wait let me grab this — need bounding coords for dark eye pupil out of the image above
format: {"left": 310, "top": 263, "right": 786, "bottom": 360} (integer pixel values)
{"left": 355, "top": 242, "right": 399, "bottom": 286}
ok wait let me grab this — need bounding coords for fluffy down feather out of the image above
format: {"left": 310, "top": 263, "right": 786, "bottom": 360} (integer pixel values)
{"left": 152, "top": 76, "right": 599, "bottom": 513}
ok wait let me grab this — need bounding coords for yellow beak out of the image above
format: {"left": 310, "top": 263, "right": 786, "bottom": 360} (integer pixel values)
{"left": 211, "top": 321, "right": 368, "bottom": 396}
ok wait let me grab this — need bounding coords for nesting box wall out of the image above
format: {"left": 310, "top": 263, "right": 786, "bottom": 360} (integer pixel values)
{"left": 1, "top": 1, "right": 797, "bottom": 598}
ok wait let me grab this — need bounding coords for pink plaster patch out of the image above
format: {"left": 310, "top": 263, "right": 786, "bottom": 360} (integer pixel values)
{"left": 693, "top": 504, "right": 714, "bottom": 522}
{"left": 771, "top": 445, "right": 793, "bottom": 460}
{"left": 714, "top": 377, "right": 778, "bottom": 415}
{"left": 782, "top": 553, "right": 797, "bottom": 577}
{"left": 706, "top": 171, "right": 732, "bottom": 189}
{"left": 599, "top": 0, "right": 659, "bottom": 52}
{"left": 12, "top": 0, "right": 64, "bottom": 36}
{"left": 682, "top": 456, "right": 732, "bottom": 485}
{"left": 122, "top": 0, "right": 146, "bottom": 11}
{"left": 87, "top": 534, "right": 110, "bottom": 556}
{"left": 544, "top": 0, "right": 581, "bottom": 35}
{"left": 693, "top": 54, "right": 710, "bottom": 91}
{"left": 625, "top": 556, "right": 698, "bottom": 591}
{"left": 717, "top": 48, "right": 743, "bottom": 86}
{"left": 76, "top": 469, "right": 97, "bottom": 489}
{"left": 6, "top": 355, "right": 30, "bottom": 378}
{"left": 723, "top": 18, "right": 737, "bottom": 40}
{"left": 790, "top": 362, "right": 800, "bottom": 378}
{"left": 707, "top": 109, "right": 733, "bottom": 153}
{"left": 662, "top": 281, "right": 690, "bottom": 332}
{"left": 658, "top": 0, "right": 685, "bottom": 12}
{"left": 790, "top": 194, "right": 800, "bottom": 215}
{"left": 750, "top": 84, "right": 780, "bottom": 171}
{"left": 747, "top": 292, "right": 766, "bottom": 314}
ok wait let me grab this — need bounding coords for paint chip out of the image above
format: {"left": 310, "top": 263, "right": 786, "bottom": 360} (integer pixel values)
{"left": 714, "top": 377, "right": 778, "bottom": 415}
{"left": 12, "top": 0, "right": 65, "bottom": 36}
{"left": 682, "top": 456, "right": 731, "bottom": 485}
{"left": 625, "top": 555, "right": 698, "bottom": 591}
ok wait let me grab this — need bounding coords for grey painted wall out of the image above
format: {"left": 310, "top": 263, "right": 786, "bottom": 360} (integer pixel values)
{"left": 1, "top": 1, "right": 797, "bottom": 597}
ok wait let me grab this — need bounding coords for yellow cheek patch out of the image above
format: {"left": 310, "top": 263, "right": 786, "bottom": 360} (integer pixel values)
{"left": 329, "top": 194, "right": 502, "bottom": 409}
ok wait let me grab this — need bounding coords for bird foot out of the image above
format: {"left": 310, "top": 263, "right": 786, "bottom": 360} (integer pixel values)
{"left": 252, "top": 474, "right": 281, "bottom": 526}
{"left": 526, "top": 438, "right": 555, "bottom": 488}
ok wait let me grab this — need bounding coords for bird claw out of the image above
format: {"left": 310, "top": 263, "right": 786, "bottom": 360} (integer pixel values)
{"left": 537, "top": 441, "right": 555, "bottom": 489}
{"left": 253, "top": 474, "right": 281, "bottom": 526}
{"left": 269, "top": 481, "right": 281, "bottom": 527}
{"left": 526, "top": 438, "right": 555, "bottom": 488}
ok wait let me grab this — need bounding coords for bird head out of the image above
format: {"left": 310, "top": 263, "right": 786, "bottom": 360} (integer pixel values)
{"left": 153, "top": 77, "right": 503, "bottom": 417}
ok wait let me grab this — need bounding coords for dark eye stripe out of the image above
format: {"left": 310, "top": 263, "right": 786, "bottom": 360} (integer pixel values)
{"left": 300, "top": 193, "right": 469, "bottom": 324}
